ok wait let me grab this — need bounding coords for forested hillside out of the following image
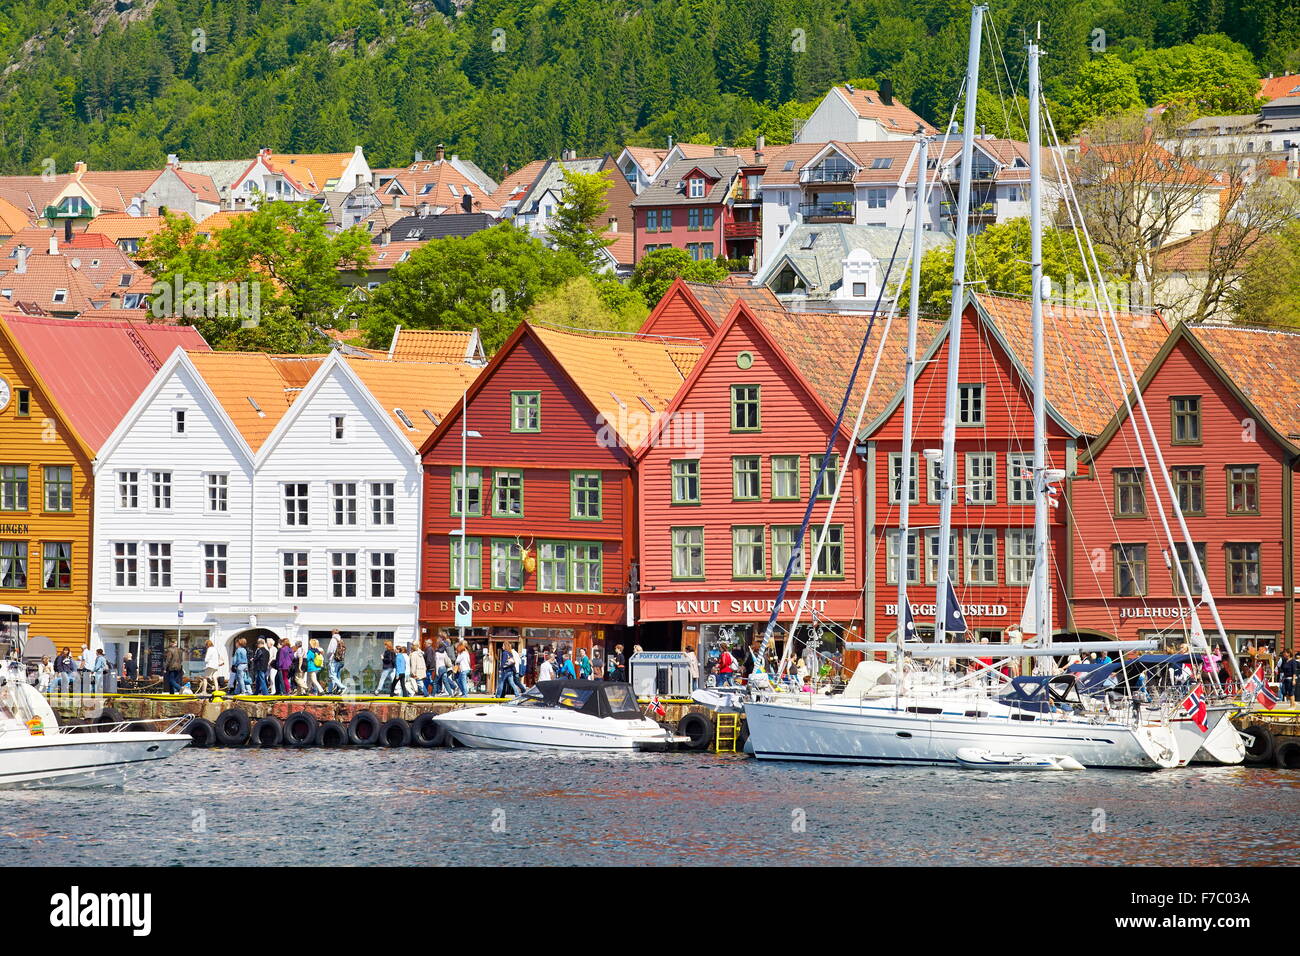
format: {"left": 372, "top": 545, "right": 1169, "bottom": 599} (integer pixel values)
{"left": 0, "top": 0, "right": 1297, "bottom": 177}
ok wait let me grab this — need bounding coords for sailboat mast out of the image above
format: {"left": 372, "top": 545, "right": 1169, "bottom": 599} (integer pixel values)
{"left": 935, "top": 4, "right": 986, "bottom": 642}
{"left": 897, "top": 132, "right": 930, "bottom": 667}
{"left": 1028, "top": 38, "right": 1051, "bottom": 647}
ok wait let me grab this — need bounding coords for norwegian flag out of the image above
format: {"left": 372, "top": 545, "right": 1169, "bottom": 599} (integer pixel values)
{"left": 1180, "top": 687, "right": 1209, "bottom": 732}
{"left": 1019, "top": 467, "right": 1059, "bottom": 508}
{"left": 1242, "top": 666, "right": 1281, "bottom": 711}
{"left": 648, "top": 696, "right": 667, "bottom": 719}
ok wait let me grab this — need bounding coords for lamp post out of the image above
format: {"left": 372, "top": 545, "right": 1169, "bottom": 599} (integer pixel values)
{"left": 456, "top": 388, "right": 482, "bottom": 650}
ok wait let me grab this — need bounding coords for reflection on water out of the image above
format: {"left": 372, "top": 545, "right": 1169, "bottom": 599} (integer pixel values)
{"left": 0, "top": 750, "right": 1294, "bottom": 866}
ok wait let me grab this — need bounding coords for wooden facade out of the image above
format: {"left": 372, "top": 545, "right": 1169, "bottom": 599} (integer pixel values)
{"left": 1069, "top": 324, "right": 1298, "bottom": 653}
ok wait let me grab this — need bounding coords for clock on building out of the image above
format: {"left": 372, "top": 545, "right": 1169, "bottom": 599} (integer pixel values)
{"left": 0, "top": 376, "right": 10, "bottom": 413}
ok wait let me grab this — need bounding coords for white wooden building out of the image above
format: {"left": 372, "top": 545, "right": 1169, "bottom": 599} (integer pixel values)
{"left": 90, "top": 348, "right": 477, "bottom": 688}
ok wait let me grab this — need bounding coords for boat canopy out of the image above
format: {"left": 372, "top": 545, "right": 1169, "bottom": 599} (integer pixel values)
{"left": 998, "top": 674, "right": 1082, "bottom": 713}
{"left": 525, "top": 680, "right": 646, "bottom": 720}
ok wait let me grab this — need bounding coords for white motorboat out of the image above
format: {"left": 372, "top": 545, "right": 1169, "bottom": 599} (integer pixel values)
{"left": 0, "top": 661, "right": 191, "bottom": 789}
{"left": 956, "top": 748, "right": 1084, "bottom": 771}
{"left": 433, "top": 680, "right": 680, "bottom": 752}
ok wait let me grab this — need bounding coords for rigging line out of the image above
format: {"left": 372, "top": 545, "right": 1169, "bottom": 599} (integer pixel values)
{"left": 981, "top": 12, "right": 1016, "bottom": 146}
{"left": 1044, "top": 106, "right": 1230, "bottom": 671}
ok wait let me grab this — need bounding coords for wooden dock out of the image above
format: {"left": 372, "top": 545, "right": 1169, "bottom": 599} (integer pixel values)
{"left": 1231, "top": 709, "right": 1300, "bottom": 768}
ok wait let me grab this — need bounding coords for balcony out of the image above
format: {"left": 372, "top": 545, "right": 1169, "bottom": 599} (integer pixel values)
{"left": 799, "top": 167, "right": 855, "bottom": 185}
{"left": 725, "top": 219, "right": 761, "bottom": 239}
{"left": 799, "top": 202, "right": 854, "bottom": 223}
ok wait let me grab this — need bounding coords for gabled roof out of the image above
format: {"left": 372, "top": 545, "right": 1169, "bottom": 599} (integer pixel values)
{"left": 756, "top": 223, "right": 950, "bottom": 298}
{"left": 379, "top": 211, "right": 496, "bottom": 243}
{"left": 185, "top": 350, "right": 317, "bottom": 450}
{"left": 1260, "top": 74, "right": 1300, "bottom": 102}
{"left": 682, "top": 280, "right": 781, "bottom": 325}
{"left": 0, "top": 197, "right": 30, "bottom": 234}
{"left": 761, "top": 140, "right": 918, "bottom": 187}
{"left": 496, "top": 161, "right": 549, "bottom": 205}
{"left": 83, "top": 213, "right": 178, "bottom": 245}
{"left": 632, "top": 156, "right": 741, "bottom": 208}
{"left": 388, "top": 328, "right": 485, "bottom": 364}
{"left": 179, "top": 160, "right": 250, "bottom": 197}
{"left": 832, "top": 85, "right": 935, "bottom": 135}
{"left": 1190, "top": 325, "right": 1300, "bottom": 443}
{"left": 380, "top": 159, "right": 502, "bottom": 212}
{"left": 0, "top": 312, "right": 209, "bottom": 451}
{"left": 0, "top": 247, "right": 146, "bottom": 315}
{"left": 262, "top": 152, "right": 356, "bottom": 192}
{"left": 343, "top": 357, "right": 480, "bottom": 448}
{"left": 169, "top": 168, "right": 221, "bottom": 204}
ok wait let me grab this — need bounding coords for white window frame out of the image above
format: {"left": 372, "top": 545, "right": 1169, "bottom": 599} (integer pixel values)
{"left": 112, "top": 541, "right": 138, "bottom": 588}
{"left": 331, "top": 481, "right": 359, "bottom": 527}
{"left": 205, "top": 473, "right": 228, "bottom": 513}
{"left": 116, "top": 470, "right": 140, "bottom": 510}
{"left": 965, "top": 453, "right": 996, "bottom": 505}
{"left": 1005, "top": 529, "right": 1034, "bottom": 587}
{"left": 369, "top": 481, "right": 395, "bottom": 525}
{"left": 282, "top": 550, "right": 308, "bottom": 598}
{"left": 147, "top": 541, "right": 172, "bottom": 588}
{"left": 369, "top": 551, "right": 396, "bottom": 598}
{"left": 283, "top": 482, "right": 309, "bottom": 527}
{"left": 150, "top": 470, "right": 172, "bottom": 510}
{"left": 964, "top": 529, "right": 998, "bottom": 586}
{"left": 202, "top": 542, "right": 228, "bottom": 590}
{"left": 329, "top": 551, "right": 358, "bottom": 598}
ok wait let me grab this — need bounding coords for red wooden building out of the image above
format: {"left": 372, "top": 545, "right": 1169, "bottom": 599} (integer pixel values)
{"left": 639, "top": 277, "right": 781, "bottom": 342}
{"left": 861, "top": 294, "right": 1170, "bottom": 645}
{"left": 634, "top": 301, "right": 873, "bottom": 660}
{"left": 418, "top": 322, "right": 700, "bottom": 667}
{"left": 1068, "top": 322, "right": 1299, "bottom": 654}
{"left": 632, "top": 154, "right": 748, "bottom": 264}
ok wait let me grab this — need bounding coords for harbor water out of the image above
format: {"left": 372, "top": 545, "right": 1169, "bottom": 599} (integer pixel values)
{"left": 1, "top": 750, "right": 1295, "bottom": 866}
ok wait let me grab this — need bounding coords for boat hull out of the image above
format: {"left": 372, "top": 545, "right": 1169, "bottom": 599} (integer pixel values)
{"left": 0, "top": 731, "right": 190, "bottom": 789}
{"left": 433, "top": 707, "right": 671, "bottom": 752}
{"left": 744, "top": 697, "right": 1181, "bottom": 769}
{"left": 1188, "top": 708, "right": 1246, "bottom": 765}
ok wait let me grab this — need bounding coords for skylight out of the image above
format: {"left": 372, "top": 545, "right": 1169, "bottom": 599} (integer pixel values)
{"left": 394, "top": 408, "right": 414, "bottom": 428}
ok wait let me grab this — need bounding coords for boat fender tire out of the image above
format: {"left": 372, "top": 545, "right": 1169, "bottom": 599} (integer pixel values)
{"left": 380, "top": 717, "right": 412, "bottom": 747}
{"left": 1275, "top": 739, "right": 1300, "bottom": 770}
{"left": 284, "top": 710, "right": 319, "bottom": 747}
{"left": 98, "top": 706, "right": 126, "bottom": 731}
{"left": 316, "top": 720, "right": 348, "bottom": 748}
{"left": 410, "top": 712, "right": 447, "bottom": 747}
{"left": 678, "top": 712, "right": 715, "bottom": 750}
{"left": 348, "top": 710, "right": 381, "bottom": 746}
{"left": 186, "top": 717, "right": 217, "bottom": 748}
{"left": 214, "top": 707, "right": 251, "bottom": 746}
{"left": 252, "top": 716, "right": 283, "bottom": 747}
{"left": 1243, "top": 724, "right": 1275, "bottom": 764}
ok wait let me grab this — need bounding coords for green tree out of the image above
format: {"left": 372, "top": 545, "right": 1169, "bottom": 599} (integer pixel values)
{"left": 550, "top": 167, "right": 616, "bottom": 270}
{"left": 1227, "top": 221, "right": 1300, "bottom": 330}
{"left": 361, "top": 223, "right": 585, "bottom": 352}
{"left": 528, "top": 274, "right": 649, "bottom": 332}
{"left": 911, "top": 218, "right": 1109, "bottom": 313}
{"left": 1064, "top": 55, "right": 1145, "bottom": 131}
{"left": 629, "top": 248, "right": 729, "bottom": 309}
{"left": 1125, "top": 36, "right": 1262, "bottom": 114}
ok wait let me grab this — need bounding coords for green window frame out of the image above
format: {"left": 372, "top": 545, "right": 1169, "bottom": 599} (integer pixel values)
{"left": 1170, "top": 396, "right": 1201, "bottom": 445}
{"left": 492, "top": 470, "right": 524, "bottom": 517}
{"left": 731, "top": 525, "right": 765, "bottom": 579}
{"left": 1173, "top": 541, "right": 1206, "bottom": 597}
{"left": 0, "top": 465, "right": 29, "bottom": 512}
{"left": 730, "top": 384, "right": 761, "bottom": 432}
{"left": 671, "top": 459, "right": 700, "bottom": 505}
{"left": 570, "top": 471, "right": 602, "bottom": 520}
{"left": 732, "top": 455, "right": 761, "bottom": 500}
{"left": 42, "top": 541, "right": 72, "bottom": 590}
{"left": 450, "top": 536, "right": 482, "bottom": 590}
{"left": 1226, "top": 465, "right": 1259, "bottom": 516}
{"left": 1225, "top": 542, "right": 1260, "bottom": 596}
{"left": 671, "top": 527, "right": 705, "bottom": 581}
{"left": 43, "top": 465, "right": 73, "bottom": 513}
{"left": 1113, "top": 543, "right": 1147, "bottom": 597}
{"left": 813, "top": 525, "right": 845, "bottom": 578}
{"left": 1114, "top": 467, "right": 1145, "bottom": 517}
{"left": 451, "top": 467, "right": 482, "bottom": 517}
{"left": 0, "top": 540, "right": 27, "bottom": 589}
{"left": 15, "top": 389, "right": 31, "bottom": 417}
{"left": 771, "top": 525, "right": 804, "bottom": 578}
{"left": 510, "top": 391, "right": 541, "bottom": 433}
{"left": 810, "top": 454, "right": 838, "bottom": 499}
{"left": 1171, "top": 466, "right": 1204, "bottom": 517}
{"left": 771, "top": 455, "right": 800, "bottom": 500}
{"left": 490, "top": 539, "right": 524, "bottom": 590}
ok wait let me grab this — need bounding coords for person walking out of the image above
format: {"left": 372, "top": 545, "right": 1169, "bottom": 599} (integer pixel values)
{"left": 305, "top": 639, "right": 325, "bottom": 696}
{"left": 433, "top": 641, "right": 452, "bottom": 695}
{"left": 560, "top": 653, "right": 576, "bottom": 679}
{"left": 422, "top": 639, "right": 437, "bottom": 695}
{"left": 275, "top": 639, "right": 294, "bottom": 696}
{"left": 716, "top": 643, "right": 736, "bottom": 687}
{"left": 122, "top": 652, "right": 137, "bottom": 683}
{"left": 89, "top": 648, "right": 110, "bottom": 694}
{"left": 290, "top": 641, "right": 307, "bottom": 694}
{"left": 538, "top": 651, "right": 556, "bottom": 683}
{"left": 607, "top": 644, "right": 626, "bottom": 682}
{"left": 327, "top": 633, "right": 347, "bottom": 694}
{"left": 196, "top": 640, "right": 221, "bottom": 695}
{"left": 163, "top": 640, "right": 183, "bottom": 694}
{"left": 577, "top": 647, "right": 592, "bottom": 680}
{"left": 455, "top": 642, "right": 472, "bottom": 696}
{"left": 497, "top": 644, "right": 523, "bottom": 697}
{"left": 592, "top": 648, "right": 605, "bottom": 680}
{"left": 375, "top": 641, "right": 396, "bottom": 695}
{"left": 230, "top": 638, "right": 250, "bottom": 695}
{"left": 481, "top": 644, "right": 494, "bottom": 696}
{"left": 393, "top": 643, "right": 410, "bottom": 697}
{"left": 409, "top": 640, "right": 427, "bottom": 696}
{"left": 684, "top": 644, "right": 699, "bottom": 690}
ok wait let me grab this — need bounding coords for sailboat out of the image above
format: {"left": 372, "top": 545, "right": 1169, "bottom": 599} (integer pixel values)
{"left": 743, "top": 9, "right": 1188, "bottom": 769}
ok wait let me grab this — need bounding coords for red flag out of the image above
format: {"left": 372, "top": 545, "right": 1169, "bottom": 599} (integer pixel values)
{"left": 1243, "top": 666, "right": 1280, "bottom": 711}
{"left": 1180, "top": 687, "right": 1208, "bottom": 732}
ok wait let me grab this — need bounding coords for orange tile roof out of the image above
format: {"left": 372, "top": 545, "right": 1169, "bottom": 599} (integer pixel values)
{"left": 365, "top": 240, "right": 430, "bottom": 271}
{"left": 1190, "top": 325, "right": 1300, "bottom": 440}
{"left": 622, "top": 147, "right": 671, "bottom": 178}
{"left": 0, "top": 197, "right": 30, "bottom": 234}
{"left": 263, "top": 152, "right": 355, "bottom": 192}
{"left": 975, "top": 293, "right": 1172, "bottom": 435}
{"left": 1260, "top": 74, "right": 1300, "bottom": 101}
{"left": 172, "top": 169, "right": 221, "bottom": 204}
{"left": 380, "top": 160, "right": 502, "bottom": 213}
{"left": 529, "top": 325, "right": 702, "bottom": 446}
{"left": 497, "top": 161, "right": 548, "bottom": 202}
{"left": 344, "top": 357, "right": 480, "bottom": 447}
{"left": 388, "top": 328, "right": 479, "bottom": 363}
{"left": 83, "top": 213, "right": 180, "bottom": 244}
{"left": 195, "top": 210, "right": 254, "bottom": 235}
{"left": 603, "top": 230, "right": 634, "bottom": 265}
{"left": 761, "top": 140, "right": 918, "bottom": 186}
{"left": 185, "top": 351, "right": 304, "bottom": 450}
{"left": 835, "top": 86, "right": 936, "bottom": 135}
{"left": 682, "top": 280, "right": 782, "bottom": 326}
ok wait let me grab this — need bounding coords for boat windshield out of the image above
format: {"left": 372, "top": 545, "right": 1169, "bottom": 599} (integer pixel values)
{"left": 503, "top": 681, "right": 646, "bottom": 719}
{"left": 507, "top": 687, "right": 550, "bottom": 708}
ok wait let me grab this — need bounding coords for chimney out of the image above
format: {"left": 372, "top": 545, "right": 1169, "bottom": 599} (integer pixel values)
{"left": 755, "top": 135, "right": 765, "bottom": 165}
{"left": 714, "top": 145, "right": 727, "bottom": 157}
{"left": 1289, "top": 145, "right": 1299, "bottom": 179}
{"left": 880, "top": 78, "right": 894, "bottom": 106}
{"left": 414, "top": 150, "right": 423, "bottom": 163}
{"left": 607, "top": 216, "right": 618, "bottom": 233}
{"left": 562, "top": 148, "right": 576, "bottom": 161}
{"left": 461, "top": 193, "right": 473, "bottom": 214}
{"left": 73, "top": 161, "right": 87, "bottom": 179}
{"left": 845, "top": 83, "right": 855, "bottom": 94}
{"left": 435, "top": 144, "right": 445, "bottom": 163}
{"left": 64, "top": 217, "right": 73, "bottom": 243}
{"left": 49, "top": 234, "right": 59, "bottom": 256}
{"left": 380, "top": 229, "right": 390, "bottom": 246}
{"left": 167, "top": 153, "right": 179, "bottom": 167}
{"left": 392, "top": 193, "right": 401, "bottom": 210}
{"left": 14, "top": 245, "right": 28, "bottom": 274}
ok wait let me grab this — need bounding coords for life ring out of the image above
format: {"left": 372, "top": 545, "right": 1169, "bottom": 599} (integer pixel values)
{"left": 283, "top": 710, "right": 319, "bottom": 747}
{"left": 380, "top": 717, "right": 412, "bottom": 748}
{"left": 410, "top": 712, "right": 447, "bottom": 748}
{"left": 348, "top": 710, "right": 381, "bottom": 746}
